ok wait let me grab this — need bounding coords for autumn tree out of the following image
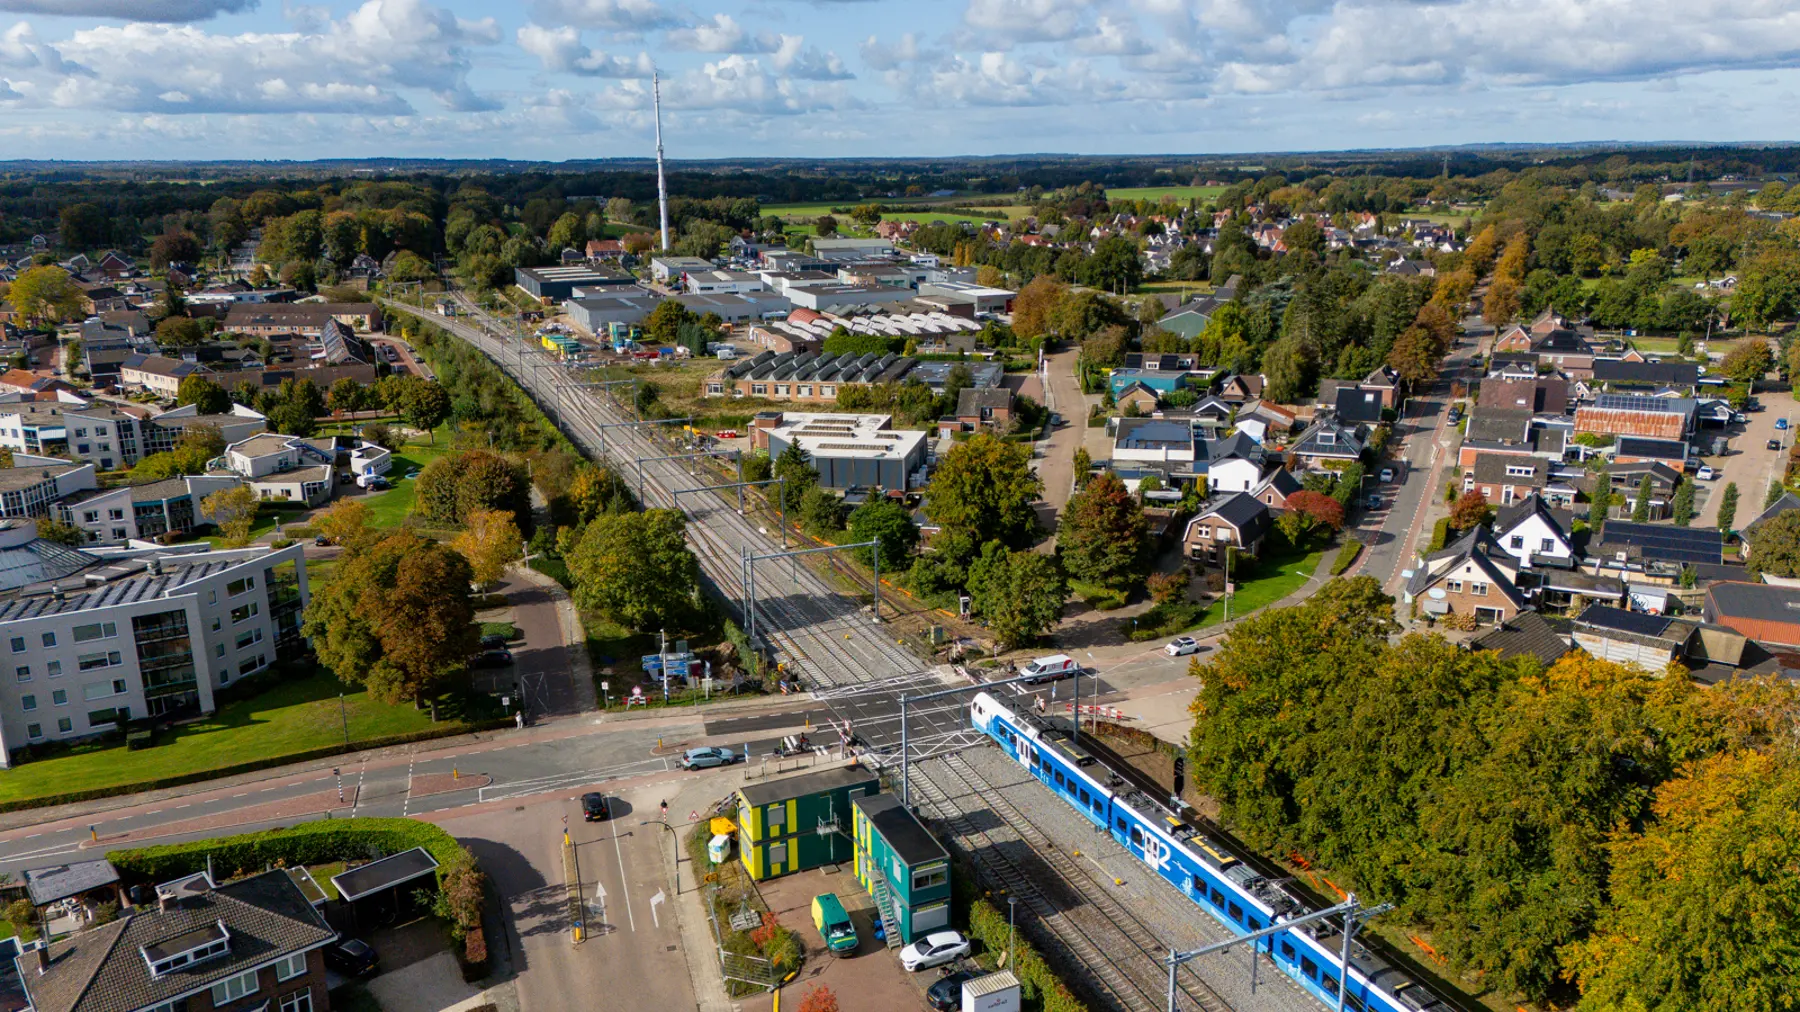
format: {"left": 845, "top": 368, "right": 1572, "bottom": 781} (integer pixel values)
{"left": 452, "top": 509, "right": 523, "bottom": 587}
{"left": 314, "top": 499, "right": 372, "bottom": 548}
{"left": 1010, "top": 276, "right": 1067, "bottom": 344}
{"left": 9, "top": 266, "right": 82, "bottom": 326}
{"left": 966, "top": 541, "right": 1066, "bottom": 649}
{"left": 796, "top": 984, "right": 840, "bottom": 1012}
{"left": 1719, "top": 340, "right": 1775, "bottom": 386}
{"left": 564, "top": 465, "right": 634, "bottom": 523}
{"left": 1057, "top": 471, "right": 1147, "bottom": 590}
{"left": 924, "top": 433, "right": 1042, "bottom": 549}
{"left": 415, "top": 450, "right": 530, "bottom": 527}
{"left": 201, "top": 485, "right": 259, "bottom": 547}
{"left": 567, "top": 509, "right": 700, "bottom": 631}
{"left": 303, "top": 531, "right": 481, "bottom": 705}
{"left": 1449, "top": 489, "right": 1493, "bottom": 530}
{"left": 1278, "top": 490, "right": 1346, "bottom": 543}
{"left": 1564, "top": 750, "right": 1800, "bottom": 1012}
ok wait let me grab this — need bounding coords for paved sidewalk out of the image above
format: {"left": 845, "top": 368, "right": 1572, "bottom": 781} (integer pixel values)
{"left": 511, "top": 561, "right": 599, "bottom": 713}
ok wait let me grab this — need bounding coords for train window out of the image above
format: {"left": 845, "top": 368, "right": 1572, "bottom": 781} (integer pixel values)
{"left": 1345, "top": 992, "right": 1367, "bottom": 1012}
{"left": 1301, "top": 957, "right": 1318, "bottom": 979}
{"left": 1053, "top": 770, "right": 1065, "bottom": 787}
{"left": 1244, "top": 916, "right": 1262, "bottom": 931}
{"left": 1280, "top": 942, "right": 1295, "bottom": 961}
{"left": 1321, "top": 974, "right": 1338, "bottom": 993}
{"left": 1116, "top": 817, "right": 1128, "bottom": 832}
{"left": 1227, "top": 902, "right": 1243, "bottom": 923}
{"left": 1208, "top": 888, "right": 1225, "bottom": 908}
{"left": 1191, "top": 874, "right": 1204, "bottom": 894}
{"left": 1079, "top": 789, "right": 1090, "bottom": 805}
{"left": 1130, "top": 827, "right": 1144, "bottom": 847}
{"left": 1092, "top": 799, "right": 1104, "bottom": 815}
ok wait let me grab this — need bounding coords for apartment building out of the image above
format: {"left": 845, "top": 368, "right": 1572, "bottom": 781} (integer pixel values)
{"left": 0, "top": 524, "right": 307, "bottom": 763}
{"left": 0, "top": 403, "right": 266, "bottom": 472}
{"left": 56, "top": 475, "right": 243, "bottom": 546}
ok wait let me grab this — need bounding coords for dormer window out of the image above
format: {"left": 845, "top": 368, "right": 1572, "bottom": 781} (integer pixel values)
{"left": 142, "top": 921, "right": 231, "bottom": 977}
{"left": 1318, "top": 432, "right": 1336, "bottom": 445}
{"left": 1505, "top": 465, "right": 1534, "bottom": 477}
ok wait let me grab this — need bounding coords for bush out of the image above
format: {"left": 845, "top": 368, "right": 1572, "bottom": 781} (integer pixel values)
{"left": 1428, "top": 517, "right": 1451, "bottom": 553}
{"left": 109, "top": 818, "right": 468, "bottom": 884}
{"left": 1331, "top": 541, "right": 1364, "bottom": 576}
{"left": 1069, "top": 579, "right": 1128, "bottom": 610}
{"left": 459, "top": 927, "right": 489, "bottom": 982}
{"left": 966, "top": 896, "right": 1087, "bottom": 1012}
{"left": 1125, "top": 599, "right": 1205, "bottom": 641}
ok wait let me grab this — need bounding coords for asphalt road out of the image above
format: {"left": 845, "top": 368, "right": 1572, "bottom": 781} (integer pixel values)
{"left": 1696, "top": 393, "right": 1789, "bottom": 527}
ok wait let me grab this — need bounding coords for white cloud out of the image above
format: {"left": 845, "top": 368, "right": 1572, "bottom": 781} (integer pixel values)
{"left": 531, "top": 0, "right": 680, "bottom": 32}
{"left": 8, "top": 0, "right": 501, "bottom": 115}
{"left": 0, "top": 0, "right": 257, "bottom": 20}
{"left": 664, "top": 13, "right": 749, "bottom": 52}
{"left": 962, "top": 0, "right": 1092, "bottom": 44}
{"left": 928, "top": 51, "right": 1122, "bottom": 106}
{"left": 770, "top": 35, "right": 851, "bottom": 80}
{"left": 517, "top": 24, "right": 652, "bottom": 77}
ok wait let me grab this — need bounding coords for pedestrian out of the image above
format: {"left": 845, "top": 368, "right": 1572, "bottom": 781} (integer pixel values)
{"left": 660, "top": 799, "right": 669, "bottom": 821}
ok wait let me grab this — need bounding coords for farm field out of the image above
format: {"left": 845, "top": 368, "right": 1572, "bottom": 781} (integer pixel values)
{"left": 1105, "top": 185, "right": 1227, "bottom": 202}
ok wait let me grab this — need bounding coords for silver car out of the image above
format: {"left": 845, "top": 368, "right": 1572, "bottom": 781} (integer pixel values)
{"left": 679, "top": 746, "right": 738, "bottom": 770}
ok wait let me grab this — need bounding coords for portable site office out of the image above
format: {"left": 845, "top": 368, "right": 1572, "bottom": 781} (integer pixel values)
{"left": 852, "top": 792, "right": 951, "bottom": 945}
{"left": 735, "top": 766, "right": 881, "bottom": 881}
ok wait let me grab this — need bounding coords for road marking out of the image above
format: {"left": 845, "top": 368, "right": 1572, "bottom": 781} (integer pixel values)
{"left": 649, "top": 888, "right": 664, "bottom": 929}
{"left": 610, "top": 819, "right": 636, "bottom": 933}
{"left": 174, "top": 804, "right": 191, "bottom": 809}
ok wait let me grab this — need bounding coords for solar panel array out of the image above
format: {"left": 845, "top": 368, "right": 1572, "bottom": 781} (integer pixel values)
{"left": 1599, "top": 521, "right": 1723, "bottom": 564}
{"left": 1576, "top": 605, "right": 1673, "bottom": 638}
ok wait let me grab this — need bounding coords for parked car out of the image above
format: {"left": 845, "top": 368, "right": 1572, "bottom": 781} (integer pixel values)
{"left": 1447, "top": 405, "right": 1462, "bottom": 424}
{"left": 1379, "top": 467, "right": 1396, "bottom": 482}
{"left": 1778, "top": 418, "right": 1789, "bottom": 430}
{"left": 1165, "top": 636, "right": 1202, "bottom": 657}
{"left": 480, "top": 633, "right": 510, "bottom": 651}
{"left": 325, "top": 938, "right": 379, "bottom": 977}
{"left": 1770, "top": 439, "right": 1784, "bottom": 452}
{"left": 313, "top": 535, "right": 331, "bottom": 547}
{"left": 472, "top": 648, "right": 512, "bottom": 668}
{"left": 927, "top": 971, "right": 980, "bottom": 1010}
{"left": 1366, "top": 494, "right": 1383, "bottom": 510}
{"left": 679, "top": 746, "right": 739, "bottom": 770}
{"left": 900, "top": 931, "right": 971, "bottom": 972}
{"left": 1019, "top": 654, "right": 1079, "bottom": 684}
{"left": 581, "top": 792, "right": 610, "bottom": 822}
{"left": 1696, "top": 465, "right": 1718, "bottom": 481}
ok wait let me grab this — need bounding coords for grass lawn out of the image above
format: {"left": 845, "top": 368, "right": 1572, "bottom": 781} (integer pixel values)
{"left": 361, "top": 431, "right": 456, "bottom": 529}
{"left": 1190, "top": 545, "right": 1326, "bottom": 631}
{"left": 1105, "top": 185, "right": 1227, "bottom": 203}
{"left": 0, "top": 668, "right": 457, "bottom": 805}
{"left": 308, "top": 862, "right": 347, "bottom": 900}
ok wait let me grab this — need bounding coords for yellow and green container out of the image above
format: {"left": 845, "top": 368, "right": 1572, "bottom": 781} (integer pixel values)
{"left": 735, "top": 766, "right": 879, "bottom": 881}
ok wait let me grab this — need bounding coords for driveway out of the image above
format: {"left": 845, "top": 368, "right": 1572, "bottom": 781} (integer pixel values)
{"left": 1696, "top": 394, "right": 1789, "bottom": 527}
{"left": 1035, "top": 346, "right": 1089, "bottom": 515}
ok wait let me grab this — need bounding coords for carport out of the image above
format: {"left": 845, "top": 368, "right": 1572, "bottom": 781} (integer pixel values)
{"left": 330, "top": 848, "right": 439, "bottom": 932}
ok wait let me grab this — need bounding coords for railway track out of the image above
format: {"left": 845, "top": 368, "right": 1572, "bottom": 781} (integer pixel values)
{"left": 917, "top": 751, "right": 1234, "bottom": 1012}
{"left": 383, "top": 298, "right": 1280, "bottom": 1012}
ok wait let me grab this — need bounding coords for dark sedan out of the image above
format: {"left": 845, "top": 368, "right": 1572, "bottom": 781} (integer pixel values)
{"left": 582, "top": 792, "right": 610, "bottom": 822}
{"left": 325, "top": 938, "right": 379, "bottom": 977}
{"left": 926, "top": 971, "right": 978, "bottom": 1010}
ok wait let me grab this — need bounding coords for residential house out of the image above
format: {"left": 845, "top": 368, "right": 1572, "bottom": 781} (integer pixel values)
{"left": 1463, "top": 453, "right": 1551, "bottom": 506}
{"left": 1286, "top": 418, "right": 1365, "bottom": 471}
{"left": 1333, "top": 386, "right": 1387, "bottom": 426}
{"left": 1612, "top": 436, "right": 1689, "bottom": 471}
{"left": 585, "top": 239, "right": 627, "bottom": 262}
{"left": 954, "top": 387, "right": 1014, "bottom": 430}
{"left": 1586, "top": 519, "right": 1723, "bottom": 577}
{"left": 1359, "top": 365, "right": 1401, "bottom": 408}
{"left": 1574, "top": 394, "right": 1697, "bottom": 441}
{"left": 1469, "top": 610, "right": 1572, "bottom": 666}
{"left": 222, "top": 302, "right": 382, "bottom": 336}
{"left": 1704, "top": 582, "right": 1800, "bottom": 648}
{"left": 1590, "top": 358, "right": 1700, "bottom": 393}
{"left": 1491, "top": 494, "right": 1576, "bottom": 568}
{"left": 16, "top": 868, "right": 334, "bottom": 1012}
{"left": 1216, "top": 373, "right": 1265, "bottom": 405}
{"left": 1247, "top": 467, "right": 1303, "bottom": 511}
{"left": 1238, "top": 400, "right": 1297, "bottom": 441}
{"left": 1456, "top": 406, "right": 1538, "bottom": 467}
{"left": 1182, "top": 493, "right": 1272, "bottom": 562}
{"left": 1195, "top": 431, "right": 1266, "bottom": 494}
{"left": 0, "top": 370, "right": 76, "bottom": 400}
{"left": 1112, "top": 419, "right": 1196, "bottom": 467}
{"left": 1571, "top": 605, "right": 1701, "bottom": 669}
{"left": 1477, "top": 376, "right": 1570, "bottom": 414}
{"left": 118, "top": 355, "right": 205, "bottom": 398}
{"left": 1403, "top": 526, "right": 1528, "bottom": 625}
{"left": 1586, "top": 462, "right": 1683, "bottom": 521}
{"left": 1115, "top": 382, "right": 1161, "bottom": 415}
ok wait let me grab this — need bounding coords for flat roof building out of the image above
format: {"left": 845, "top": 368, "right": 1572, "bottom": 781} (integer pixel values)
{"left": 515, "top": 265, "right": 638, "bottom": 302}
{"left": 566, "top": 293, "right": 666, "bottom": 333}
{"left": 760, "top": 412, "right": 930, "bottom": 491}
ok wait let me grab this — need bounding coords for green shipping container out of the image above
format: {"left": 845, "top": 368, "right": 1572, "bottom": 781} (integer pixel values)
{"left": 853, "top": 792, "right": 952, "bottom": 945}
{"left": 736, "top": 765, "right": 880, "bottom": 881}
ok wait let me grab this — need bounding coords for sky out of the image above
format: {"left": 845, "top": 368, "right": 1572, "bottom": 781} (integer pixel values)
{"left": 0, "top": 0, "right": 1797, "bottom": 161}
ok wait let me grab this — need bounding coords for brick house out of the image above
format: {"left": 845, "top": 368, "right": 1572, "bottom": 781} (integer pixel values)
{"left": 1574, "top": 395, "right": 1696, "bottom": 441}
{"left": 1182, "top": 492, "right": 1271, "bottom": 562}
{"left": 955, "top": 387, "right": 1014, "bottom": 430}
{"left": 1462, "top": 452, "right": 1551, "bottom": 506}
{"left": 1404, "top": 527, "right": 1527, "bottom": 625}
{"left": 18, "top": 869, "right": 336, "bottom": 1012}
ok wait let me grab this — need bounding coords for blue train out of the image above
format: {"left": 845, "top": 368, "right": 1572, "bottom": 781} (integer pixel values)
{"left": 970, "top": 691, "right": 1451, "bottom": 1012}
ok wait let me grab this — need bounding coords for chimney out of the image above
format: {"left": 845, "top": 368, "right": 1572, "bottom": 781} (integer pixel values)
{"left": 159, "top": 892, "right": 175, "bottom": 913}
{"left": 32, "top": 943, "right": 48, "bottom": 975}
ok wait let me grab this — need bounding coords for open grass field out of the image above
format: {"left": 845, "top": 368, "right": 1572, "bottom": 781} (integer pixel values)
{"left": 0, "top": 668, "right": 454, "bottom": 805}
{"left": 1190, "top": 545, "right": 1325, "bottom": 631}
{"left": 1105, "top": 185, "right": 1227, "bottom": 203}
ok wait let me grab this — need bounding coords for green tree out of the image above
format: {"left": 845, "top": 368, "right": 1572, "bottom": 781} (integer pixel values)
{"left": 567, "top": 509, "right": 701, "bottom": 631}
{"left": 266, "top": 402, "right": 317, "bottom": 438}
{"left": 1589, "top": 460, "right": 1613, "bottom": 538}
{"left": 1671, "top": 478, "right": 1695, "bottom": 526}
{"left": 924, "top": 433, "right": 1041, "bottom": 549}
{"left": 1767, "top": 479, "right": 1787, "bottom": 509}
{"left": 1719, "top": 480, "right": 1740, "bottom": 533}
{"left": 772, "top": 443, "right": 818, "bottom": 513}
{"left": 154, "top": 316, "right": 208, "bottom": 349}
{"left": 415, "top": 450, "right": 531, "bottom": 527}
{"left": 966, "top": 542, "right": 1066, "bottom": 649}
{"left": 401, "top": 379, "right": 452, "bottom": 442}
{"left": 799, "top": 485, "right": 843, "bottom": 535}
{"left": 176, "top": 375, "right": 230, "bottom": 415}
{"left": 1719, "top": 340, "right": 1775, "bottom": 385}
{"left": 1746, "top": 509, "right": 1800, "bottom": 578}
{"left": 1057, "top": 472, "right": 1147, "bottom": 590}
{"left": 202, "top": 484, "right": 260, "bottom": 547}
{"left": 1564, "top": 750, "right": 1800, "bottom": 1012}
{"left": 643, "top": 299, "right": 698, "bottom": 345}
{"left": 34, "top": 517, "right": 85, "bottom": 547}
{"left": 328, "top": 377, "right": 368, "bottom": 414}
{"left": 8, "top": 266, "right": 83, "bottom": 327}
{"left": 1631, "top": 473, "right": 1654, "bottom": 522}
{"left": 848, "top": 498, "right": 918, "bottom": 572}
{"left": 303, "top": 531, "right": 480, "bottom": 705}
{"left": 1071, "top": 446, "right": 1092, "bottom": 490}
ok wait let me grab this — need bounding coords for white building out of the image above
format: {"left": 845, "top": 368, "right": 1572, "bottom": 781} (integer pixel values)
{"left": 0, "top": 402, "right": 266, "bottom": 472}
{"left": 56, "top": 474, "right": 243, "bottom": 546}
{"left": 218, "top": 433, "right": 334, "bottom": 506}
{"left": 650, "top": 256, "right": 715, "bottom": 285}
{"left": 0, "top": 524, "right": 308, "bottom": 763}
{"left": 0, "top": 463, "right": 97, "bottom": 520}
{"left": 684, "top": 270, "right": 766, "bottom": 296}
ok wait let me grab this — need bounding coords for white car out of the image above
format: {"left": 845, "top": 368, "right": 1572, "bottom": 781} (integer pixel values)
{"left": 1696, "top": 465, "right": 1718, "bottom": 481}
{"left": 1165, "top": 636, "right": 1202, "bottom": 656}
{"left": 900, "top": 930, "right": 971, "bottom": 972}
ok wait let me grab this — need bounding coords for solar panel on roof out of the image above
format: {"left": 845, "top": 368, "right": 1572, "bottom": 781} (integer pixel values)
{"left": 1599, "top": 521, "right": 1723, "bottom": 564}
{"left": 1577, "top": 606, "right": 1672, "bottom": 637}
{"left": 1594, "top": 394, "right": 1679, "bottom": 412}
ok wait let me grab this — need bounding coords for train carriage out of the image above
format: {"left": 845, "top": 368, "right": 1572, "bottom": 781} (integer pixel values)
{"left": 969, "top": 691, "right": 1453, "bottom": 1012}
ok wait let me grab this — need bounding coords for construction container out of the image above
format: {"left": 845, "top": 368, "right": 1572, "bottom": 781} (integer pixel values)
{"left": 852, "top": 792, "right": 951, "bottom": 945}
{"left": 962, "top": 971, "right": 1021, "bottom": 1012}
{"left": 735, "top": 765, "right": 880, "bottom": 881}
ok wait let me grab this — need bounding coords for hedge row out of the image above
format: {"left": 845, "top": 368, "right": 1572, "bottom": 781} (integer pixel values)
{"left": 0, "top": 718, "right": 512, "bottom": 815}
{"left": 967, "top": 895, "right": 1087, "bottom": 1012}
{"left": 108, "top": 818, "right": 465, "bottom": 884}
{"left": 1329, "top": 541, "right": 1364, "bottom": 576}
{"left": 1427, "top": 517, "right": 1452, "bottom": 553}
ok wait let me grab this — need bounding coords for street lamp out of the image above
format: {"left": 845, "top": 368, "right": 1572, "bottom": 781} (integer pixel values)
{"left": 1007, "top": 896, "right": 1017, "bottom": 965}
{"left": 640, "top": 819, "right": 681, "bottom": 894}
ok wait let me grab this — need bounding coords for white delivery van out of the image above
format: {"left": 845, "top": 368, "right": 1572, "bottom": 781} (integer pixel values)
{"left": 1019, "top": 654, "right": 1079, "bottom": 684}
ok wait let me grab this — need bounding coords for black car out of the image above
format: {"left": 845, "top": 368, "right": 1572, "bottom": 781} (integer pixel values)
{"left": 472, "top": 649, "right": 513, "bottom": 668}
{"left": 480, "top": 633, "right": 510, "bottom": 651}
{"left": 582, "top": 792, "right": 610, "bottom": 822}
{"left": 926, "top": 971, "right": 978, "bottom": 1010}
{"left": 325, "top": 938, "right": 379, "bottom": 977}
{"left": 1771, "top": 439, "right": 1784, "bottom": 452}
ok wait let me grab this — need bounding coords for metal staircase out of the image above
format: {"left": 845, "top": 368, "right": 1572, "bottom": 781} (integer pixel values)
{"left": 866, "top": 865, "right": 905, "bottom": 949}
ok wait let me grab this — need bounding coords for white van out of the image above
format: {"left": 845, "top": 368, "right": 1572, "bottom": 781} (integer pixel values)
{"left": 1019, "top": 654, "right": 1079, "bottom": 684}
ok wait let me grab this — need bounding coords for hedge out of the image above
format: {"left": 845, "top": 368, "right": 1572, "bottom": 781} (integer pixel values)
{"left": 1427, "top": 517, "right": 1451, "bottom": 553}
{"left": 108, "top": 818, "right": 465, "bottom": 885}
{"left": 967, "top": 895, "right": 1087, "bottom": 1012}
{"left": 0, "top": 718, "right": 512, "bottom": 815}
{"left": 1330, "top": 541, "right": 1364, "bottom": 576}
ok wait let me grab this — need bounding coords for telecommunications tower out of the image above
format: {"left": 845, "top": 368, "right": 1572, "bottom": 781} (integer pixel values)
{"left": 653, "top": 71, "right": 671, "bottom": 252}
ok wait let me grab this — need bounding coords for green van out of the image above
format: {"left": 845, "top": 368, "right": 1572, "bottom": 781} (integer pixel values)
{"left": 810, "top": 893, "right": 858, "bottom": 954}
